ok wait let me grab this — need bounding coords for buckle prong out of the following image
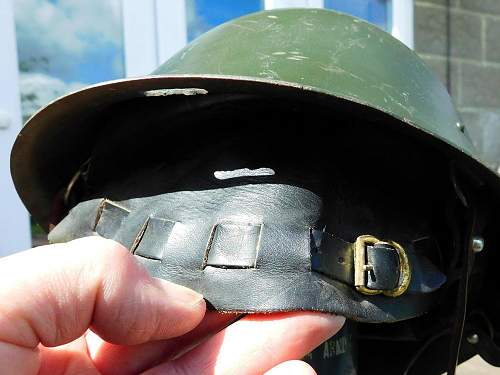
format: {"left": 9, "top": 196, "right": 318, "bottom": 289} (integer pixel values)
{"left": 354, "top": 235, "right": 411, "bottom": 297}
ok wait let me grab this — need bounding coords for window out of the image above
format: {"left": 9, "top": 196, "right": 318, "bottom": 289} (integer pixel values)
{"left": 13, "top": 0, "right": 126, "bottom": 122}
{"left": 324, "top": 0, "right": 390, "bottom": 31}
{"left": 187, "top": 0, "right": 263, "bottom": 41}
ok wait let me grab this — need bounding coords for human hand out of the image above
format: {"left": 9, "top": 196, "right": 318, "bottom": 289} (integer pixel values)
{"left": 0, "top": 237, "right": 344, "bottom": 375}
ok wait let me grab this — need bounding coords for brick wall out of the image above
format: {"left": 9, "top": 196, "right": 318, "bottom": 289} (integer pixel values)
{"left": 414, "top": 0, "right": 500, "bottom": 173}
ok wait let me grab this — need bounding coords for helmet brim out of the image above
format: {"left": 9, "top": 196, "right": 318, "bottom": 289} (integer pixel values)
{"left": 10, "top": 74, "right": 500, "bottom": 231}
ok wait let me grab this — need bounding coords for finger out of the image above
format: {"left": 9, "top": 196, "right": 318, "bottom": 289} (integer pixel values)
{"left": 0, "top": 237, "right": 205, "bottom": 373}
{"left": 37, "top": 337, "right": 99, "bottom": 375}
{"left": 146, "top": 312, "right": 345, "bottom": 375}
{"left": 0, "top": 342, "right": 40, "bottom": 375}
{"left": 89, "top": 312, "right": 240, "bottom": 375}
{"left": 264, "top": 360, "right": 317, "bottom": 375}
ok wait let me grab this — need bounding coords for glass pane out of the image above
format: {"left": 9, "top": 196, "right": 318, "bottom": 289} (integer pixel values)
{"left": 13, "top": 0, "right": 126, "bottom": 245}
{"left": 187, "top": 0, "right": 264, "bottom": 42}
{"left": 13, "top": 0, "right": 125, "bottom": 123}
{"left": 324, "top": 0, "right": 390, "bottom": 31}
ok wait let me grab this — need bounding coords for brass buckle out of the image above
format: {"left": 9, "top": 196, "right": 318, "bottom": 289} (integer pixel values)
{"left": 354, "top": 235, "right": 411, "bottom": 297}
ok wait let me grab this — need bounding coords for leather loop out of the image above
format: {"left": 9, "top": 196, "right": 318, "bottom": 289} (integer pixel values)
{"left": 94, "top": 199, "right": 130, "bottom": 239}
{"left": 366, "top": 243, "right": 400, "bottom": 291}
{"left": 205, "top": 222, "right": 261, "bottom": 268}
{"left": 132, "top": 217, "right": 177, "bottom": 260}
{"left": 310, "top": 231, "right": 353, "bottom": 285}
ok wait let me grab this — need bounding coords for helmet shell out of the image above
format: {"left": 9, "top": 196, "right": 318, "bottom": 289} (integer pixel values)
{"left": 156, "top": 8, "right": 469, "bottom": 154}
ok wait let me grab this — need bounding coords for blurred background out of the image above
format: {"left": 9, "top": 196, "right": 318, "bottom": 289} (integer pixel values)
{"left": 0, "top": 1, "right": 498, "bottom": 372}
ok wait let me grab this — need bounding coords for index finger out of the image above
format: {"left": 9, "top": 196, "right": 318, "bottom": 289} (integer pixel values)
{"left": 146, "top": 312, "right": 345, "bottom": 375}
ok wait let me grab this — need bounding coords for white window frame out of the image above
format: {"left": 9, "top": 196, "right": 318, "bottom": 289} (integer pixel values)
{"left": 0, "top": 0, "right": 32, "bottom": 254}
{"left": 391, "top": 0, "right": 414, "bottom": 49}
{"left": 264, "top": 0, "right": 324, "bottom": 9}
{"left": 122, "top": 0, "right": 187, "bottom": 77}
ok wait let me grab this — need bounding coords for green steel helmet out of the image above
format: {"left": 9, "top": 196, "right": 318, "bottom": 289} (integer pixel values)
{"left": 10, "top": 8, "right": 500, "bottom": 375}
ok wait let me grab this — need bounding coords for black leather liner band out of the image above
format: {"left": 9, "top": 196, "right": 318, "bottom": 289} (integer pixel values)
{"left": 49, "top": 184, "right": 446, "bottom": 323}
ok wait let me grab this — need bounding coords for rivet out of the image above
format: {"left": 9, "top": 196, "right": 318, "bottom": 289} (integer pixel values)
{"left": 456, "top": 122, "right": 465, "bottom": 132}
{"left": 467, "top": 333, "right": 479, "bottom": 345}
{"left": 472, "top": 237, "right": 484, "bottom": 253}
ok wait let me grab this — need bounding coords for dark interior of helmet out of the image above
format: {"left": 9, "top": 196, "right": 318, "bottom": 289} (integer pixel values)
{"left": 82, "top": 94, "right": 451, "bottom": 258}
{"left": 65, "top": 94, "right": 499, "bottom": 374}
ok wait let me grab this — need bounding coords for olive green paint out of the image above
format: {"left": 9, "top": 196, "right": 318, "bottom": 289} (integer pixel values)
{"left": 156, "top": 8, "right": 473, "bottom": 156}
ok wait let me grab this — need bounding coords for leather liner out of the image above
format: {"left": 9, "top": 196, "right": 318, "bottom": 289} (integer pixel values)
{"left": 49, "top": 184, "right": 445, "bottom": 323}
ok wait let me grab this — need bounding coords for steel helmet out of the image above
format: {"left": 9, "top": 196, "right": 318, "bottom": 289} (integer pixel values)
{"left": 10, "top": 8, "right": 500, "bottom": 375}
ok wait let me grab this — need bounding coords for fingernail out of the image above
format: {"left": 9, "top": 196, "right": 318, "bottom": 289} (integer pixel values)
{"left": 155, "top": 278, "right": 205, "bottom": 307}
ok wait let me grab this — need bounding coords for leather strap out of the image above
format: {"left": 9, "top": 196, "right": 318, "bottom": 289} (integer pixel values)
{"left": 311, "top": 231, "right": 442, "bottom": 294}
{"left": 49, "top": 184, "right": 446, "bottom": 323}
